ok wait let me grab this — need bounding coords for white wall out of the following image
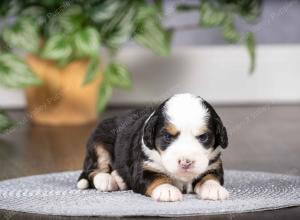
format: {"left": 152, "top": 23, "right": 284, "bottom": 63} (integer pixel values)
{"left": 1, "top": 45, "right": 300, "bottom": 108}
{"left": 0, "top": 88, "right": 26, "bottom": 108}
{"left": 112, "top": 45, "right": 300, "bottom": 105}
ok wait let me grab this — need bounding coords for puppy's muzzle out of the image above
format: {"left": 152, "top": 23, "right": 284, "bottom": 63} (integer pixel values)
{"left": 178, "top": 158, "right": 195, "bottom": 170}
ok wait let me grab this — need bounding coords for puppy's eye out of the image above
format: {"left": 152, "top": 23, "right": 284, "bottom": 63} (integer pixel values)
{"left": 197, "top": 133, "right": 209, "bottom": 142}
{"left": 163, "top": 133, "right": 173, "bottom": 142}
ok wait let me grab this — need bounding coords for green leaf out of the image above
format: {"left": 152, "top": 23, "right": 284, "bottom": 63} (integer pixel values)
{"left": 58, "top": 5, "right": 85, "bottom": 34}
{"left": 41, "top": 35, "right": 72, "bottom": 60}
{"left": 45, "top": 16, "right": 63, "bottom": 37}
{"left": 39, "top": 0, "right": 62, "bottom": 7}
{"left": 99, "top": 1, "right": 137, "bottom": 49}
{"left": 20, "top": 6, "right": 45, "bottom": 26}
{"left": 0, "top": 53, "right": 41, "bottom": 88}
{"left": 2, "top": 18, "right": 40, "bottom": 53}
{"left": 105, "top": 63, "right": 132, "bottom": 90}
{"left": 0, "top": 38, "right": 10, "bottom": 52}
{"left": 0, "top": 0, "right": 21, "bottom": 18}
{"left": 82, "top": 57, "right": 100, "bottom": 85}
{"left": 0, "top": 110, "right": 14, "bottom": 134}
{"left": 238, "top": 0, "right": 262, "bottom": 23}
{"left": 135, "top": 27, "right": 172, "bottom": 56}
{"left": 103, "top": 5, "right": 136, "bottom": 49}
{"left": 154, "top": 0, "right": 163, "bottom": 14}
{"left": 73, "top": 27, "right": 100, "bottom": 57}
{"left": 221, "top": 16, "right": 240, "bottom": 43}
{"left": 56, "top": 55, "right": 73, "bottom": 68}
{"left": 134, "top": 7, "right": 172, "bottom": 56}
{"left": 200, "top": 1, "right": 227, "bottom": 27}
{"left": 97, "top": 81, "right": 112, "bottom": 113}
{"left": 90, "top": 0, "right": 122, "bottom": 23}
{"left": 246, "top": 32, "right": 256, "bottom": 73}
{"left": 46, "top": 4, "right": 85, "bottom": 36}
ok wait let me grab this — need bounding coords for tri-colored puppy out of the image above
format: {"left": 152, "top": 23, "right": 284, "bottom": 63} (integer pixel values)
{"left": 77, "top": 93, "right": 229, "bottom": 202}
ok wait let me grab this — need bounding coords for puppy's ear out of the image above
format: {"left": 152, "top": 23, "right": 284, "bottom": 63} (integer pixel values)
{"left": 201, "top": 99, "right": 228, "bottom": 149}
{"left": 143, "top": 114, "right": 158, "bottom": 149}
{"left": 214, "top": 117, "right": 228, "bottom": 149}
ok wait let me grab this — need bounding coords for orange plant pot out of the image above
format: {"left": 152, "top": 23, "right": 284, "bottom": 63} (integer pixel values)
{"left": 25, "top": 55, "right": 101, "bottom": 126}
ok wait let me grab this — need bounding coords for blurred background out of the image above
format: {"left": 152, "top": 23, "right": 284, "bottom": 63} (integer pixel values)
{"left": 0, "top": 0, "right": 299, "bottom": 184}
{"left": 1, "top": 0, "right": 300, "bottom": 108}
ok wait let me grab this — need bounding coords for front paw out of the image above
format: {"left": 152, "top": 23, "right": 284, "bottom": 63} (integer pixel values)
{"left": 151, "top": 184, "right": 183, "bottom": 202}
{"left": 195, "top": 180, "right": 229, "bottom": 201}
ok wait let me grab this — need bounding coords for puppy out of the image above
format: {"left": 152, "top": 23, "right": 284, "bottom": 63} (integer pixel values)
{"left": 77, "top": 93, "right": 229, "bottom": 202}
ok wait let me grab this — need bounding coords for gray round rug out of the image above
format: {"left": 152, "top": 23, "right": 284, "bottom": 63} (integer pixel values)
{"left": 0, "top": 170, "right": 300, "bottom": 217}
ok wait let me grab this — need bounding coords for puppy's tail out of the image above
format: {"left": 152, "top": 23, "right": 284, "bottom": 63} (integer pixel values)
{"left": 77, "top": 171, "right": 90, "bottom": 190}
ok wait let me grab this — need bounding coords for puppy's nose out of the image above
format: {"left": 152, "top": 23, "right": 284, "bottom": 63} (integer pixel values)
{"left": 178, "top": 159, "right": 194, "bottom": 170}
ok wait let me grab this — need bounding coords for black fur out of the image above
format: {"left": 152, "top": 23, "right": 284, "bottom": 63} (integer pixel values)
{"left": 202, "top": 99, "right": 228, "bottom": 148}
{"left": 79, "top": 107, "right": 161, "bottom": 194}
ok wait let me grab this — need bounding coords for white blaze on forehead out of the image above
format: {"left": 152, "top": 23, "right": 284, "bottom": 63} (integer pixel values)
{"left": 165, "top": 93, "right": 209, "bottom": 132}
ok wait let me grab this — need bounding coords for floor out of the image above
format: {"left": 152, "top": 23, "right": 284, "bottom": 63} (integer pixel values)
{"left": 0, "top": 105, "right": 300, "bottom": 219}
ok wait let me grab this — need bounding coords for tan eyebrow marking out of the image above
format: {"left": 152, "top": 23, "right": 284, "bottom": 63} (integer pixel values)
{"left": 165, "top": 123, "right": 179, "bottom": 136}
{"left": 196, "top": 127, "right": 210, "bottom": 136}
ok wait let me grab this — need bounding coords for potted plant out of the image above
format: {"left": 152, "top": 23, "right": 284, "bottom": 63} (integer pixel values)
{"left": 0, "top": 0, "right": 262, "bottom": 131}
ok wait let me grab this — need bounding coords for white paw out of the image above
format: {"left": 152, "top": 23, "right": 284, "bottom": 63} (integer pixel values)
{"left": 151, "top": 184, "right": 183, "bottom": 202}
{"left": 111, "top": 170, "right": 127, "bottom": 190}
{"left": 93, "top": 173, "right": 118, "bottom": 191}
{"left": 77, "top": 179, "right": 89, "bottom": 190}
{"left": 195, "top": 180, "right": 229, "bottom": 201}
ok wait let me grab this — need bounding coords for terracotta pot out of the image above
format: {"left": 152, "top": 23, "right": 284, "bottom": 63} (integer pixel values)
{"left": 25, "top": 55, "right": 101, "bottom": 126}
